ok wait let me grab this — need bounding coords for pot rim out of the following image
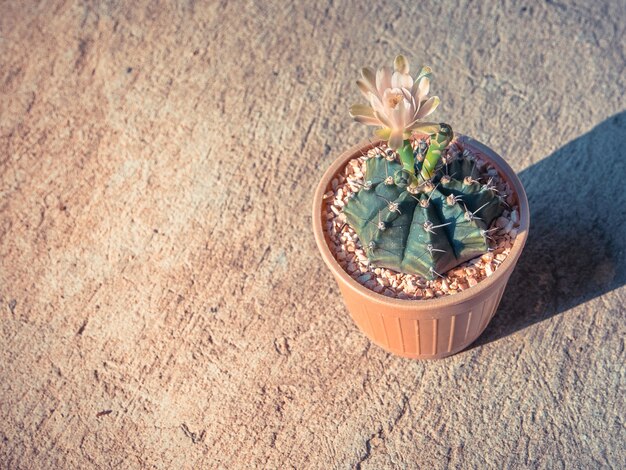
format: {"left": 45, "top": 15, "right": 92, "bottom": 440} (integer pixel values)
{"left": 312, "top": 134, "right": 530, "bottom": 312}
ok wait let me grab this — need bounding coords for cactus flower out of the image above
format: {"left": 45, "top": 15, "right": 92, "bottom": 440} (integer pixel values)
{"left": 350, "top": 55, "right": 441, "bottom": 150}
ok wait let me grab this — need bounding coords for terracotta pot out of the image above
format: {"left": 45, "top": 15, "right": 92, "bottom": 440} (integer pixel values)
{"left": 312, "top": 135, "right": 530, "bottom": 359}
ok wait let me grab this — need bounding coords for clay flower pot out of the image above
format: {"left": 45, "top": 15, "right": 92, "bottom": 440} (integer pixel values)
{"left": 313, "top": 135, "right": 530, "bottom": 359}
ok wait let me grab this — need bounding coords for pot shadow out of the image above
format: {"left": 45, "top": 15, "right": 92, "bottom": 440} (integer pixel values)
{"left": 472, "top": 111, "right": 626, "bottom": 347}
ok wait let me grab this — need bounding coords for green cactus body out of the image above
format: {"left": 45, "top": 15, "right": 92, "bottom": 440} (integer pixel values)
{"left": 343, "top": 126, "right": 503, "bottom": 280}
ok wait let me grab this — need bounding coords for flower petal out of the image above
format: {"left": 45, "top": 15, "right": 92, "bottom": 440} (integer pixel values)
{"left": 373, "top": 109, "right": 393, "bottom": 128}
{"left": 369, "top": 93, "right": 392, "bottom": 127}
{"left": 391, "top": 99, "right": 406, "bottom": 128}
{"left": 350, "top": 104, "right": 380, "bottom": 126}
{"left": 392, "top": 71, "right": 413, "bottom": 89}
{"left": 361, "top": 67, "right": 377, "bottom": 91}
{"left": 368, "top": 92, "right": 387, "bottom": 116}
{"left": 357, "top": 79, "right": 375, "bottom": 99}
{"left": 376, "top": 66, "right": 392, "bottom": 95}
{"left": 412, "top": 76, "right": 430, "bottom": 102}
{"left": 394, "top": 55, "right": 410, "bottom": 74}
{"left": 415, "top": 96, "right": 440, "bottom": 119}
{"left": 349, "top": 104, "right": 376, "bottom": 118}
{"left": 353, "top": 115, "right": 382, "bottom": 126}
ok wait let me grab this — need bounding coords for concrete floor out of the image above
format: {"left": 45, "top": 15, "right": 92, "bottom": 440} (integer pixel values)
{"left": 1, "top": 0, "right": 624, "bottom": 468}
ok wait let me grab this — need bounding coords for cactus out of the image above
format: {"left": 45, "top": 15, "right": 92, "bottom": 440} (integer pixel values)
{"left": 346, "top": 55, "right": 503, "bottom": 279}
{"left": 343, "top": 124, "right": 503, "bottom": 280}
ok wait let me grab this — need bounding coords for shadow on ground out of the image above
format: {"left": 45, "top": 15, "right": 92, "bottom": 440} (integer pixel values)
{"left": 474, "top": 111, "right": 626, "bottom": 347}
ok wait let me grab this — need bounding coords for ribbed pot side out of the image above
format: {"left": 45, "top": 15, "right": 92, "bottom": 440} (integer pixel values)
{"left": 312, "top": 135, "right": 530, "bottom": 359}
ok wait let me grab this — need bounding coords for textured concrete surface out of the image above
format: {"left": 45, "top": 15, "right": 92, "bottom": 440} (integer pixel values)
{"left": 1, "top": 1, "right": 625, "bottom": 468}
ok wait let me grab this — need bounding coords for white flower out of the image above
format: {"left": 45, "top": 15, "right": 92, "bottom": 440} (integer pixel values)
{"left": 350, "top": 55, "right": 440, "bottom": 149}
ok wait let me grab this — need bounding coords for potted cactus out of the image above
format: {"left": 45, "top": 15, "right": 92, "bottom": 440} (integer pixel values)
{"left": 312, "top": 56, "right": 530, "bottom": 359}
